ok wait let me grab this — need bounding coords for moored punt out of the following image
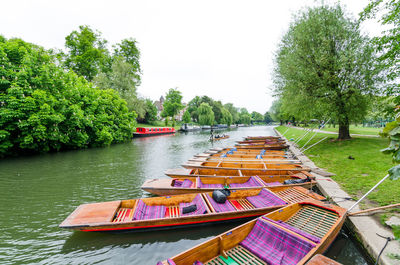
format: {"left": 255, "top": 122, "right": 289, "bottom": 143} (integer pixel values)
{"left": 306, "top": 254, "right": 342, "bottom": 265}
{"left": 205, "top": 147, "right": 287, "bottom": 155}
{"left": 245, "top": 136, "right": 282, "bottom": 141}
{"left": 160, "top": 199, "right": 346, "bottom": 265}
{"left": 181, "top": 161, "right": 310, "bottom": 172}
{"left": 141, "top": 176, "right": 317, "bottom": 196}
{"left": 236, "top": 139, "right": 287, "bottom": 144}
{"left": 165, "top": 168, "right": 312, "bottom": 178}
{"left": 188, "top": 156, "right": 300, "bottom": 163}
{"left": 59, "top": 188, "right": 324, "bottom": 233}
{"left": 211, "top": 135, "right": 230, "bottom": 141}
{"left": 234, "top": 144, "right": 289, "bottom": 150}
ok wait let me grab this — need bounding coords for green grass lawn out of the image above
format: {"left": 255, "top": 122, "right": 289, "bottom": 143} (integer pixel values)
{"left": 302, "top": 124, "right": 382, "bottom": 135}
{"left": 277, "top": 126, "right": 399, "bottom": 206}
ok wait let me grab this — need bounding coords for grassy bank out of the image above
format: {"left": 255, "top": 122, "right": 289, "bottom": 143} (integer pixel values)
{"left": 301, "top": 124, "right": 381, "bottom": 135}
{"left": 276, "top": 126, "right": 399, "bottom": 206}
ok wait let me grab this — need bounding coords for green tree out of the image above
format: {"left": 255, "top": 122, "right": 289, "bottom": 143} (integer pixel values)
{"left": 274, "top": 4, "right": 381, "bottom": 139}
{"left": 187, "top": 96, "right": 201, "bottom": 122}
{"left": 211, "top": 100, "right": 224, "bottom": 123}
{"left": 113, "top": 38, "right": 141, "bottom": 78}
{"left": 64, "top": 25, "right": 110, "bottom": 81}
{"left": 220, "top": 108, "right": 233, "bottom": 126}
{"left": 264, "top": 112, "right": 273, "bottom": 123}
{"left": 251, "top": 111, "right": 264, "bottom": 122}
{"left": 161, "top": 88, "right": 184, "bottom": 126}
{"left": 0, "top": 37, "right": 136, "bottom": 156}
{"left": 198, "top": 103, "right": 215, "bottom": 125}
{"left": 143, "top": 99, "right": 158, "bottom": 123}
{"left": 224, "top": 103, "right": 239, "bottom": 124}
{"left": 182, "top": 110, "right": 192, "bottom": 123}
{"left": 361, "top": 0, "right": 400, "bottom": 92}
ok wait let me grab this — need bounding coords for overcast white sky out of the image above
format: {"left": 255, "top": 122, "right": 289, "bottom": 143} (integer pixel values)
{"left": 1, "top": 0, "right": 377, "bottom": 113}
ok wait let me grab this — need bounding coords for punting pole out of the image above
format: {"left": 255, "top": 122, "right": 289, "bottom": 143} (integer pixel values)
{"left": 348, "top": 203, "right": 400, "bottom": 216}
{"left": 295, "top": 128, "right": 312, "bottom": 144}
{"left": 301, "top": 136, "right": 328, "bottom": 153}
{"left": 300, "top": 118, "right": 331, "bottom": 152}
{"left": 346, "top": 174, "right": 390, "bottom": 213}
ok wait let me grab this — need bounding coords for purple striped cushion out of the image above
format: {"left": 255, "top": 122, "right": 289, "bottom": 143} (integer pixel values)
{"left": 205, "top": 194, "right": 236, "bottom": 213}
{"left": 167, "top": 259, "right": 176, "bottom": 265}
{"left": 264, "top": 181, "right": 281, "bottom": 186}
{"left": 181, "top": 179, "right": 193, "bottom": 188}
{"left": 261, "top": 217, "right": 321, "bottom": 243}
{"left": 240, "top": 219, "right": 315, "bottom": 265}
{"left": 173, "top": 180, "right": 183, "bottom": 187}
{"left": 132, "top": 200, "right": 166, "bottom": 220}
{"left": 197, "top": 178, "right": 223, "bottom": 189}
{"left": 179, "top": 194, "right": 208, "bottom": 216}
{"left": 246, "top": 189, "right": 287, "bottom": 208}
{"left": 229, "top": 176, "right": 262, "bottom": 188}
{"left": 193, "top": 261, "right": 203, "bottom": 265}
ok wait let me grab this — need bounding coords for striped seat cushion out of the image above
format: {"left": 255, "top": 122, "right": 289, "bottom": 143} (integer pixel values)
{"left": 205, "top": 194, "right": 236, "bottom": 213}
{"left": 246, "top": 189, "right": 287, "bottom": 208}
{"left": 179, "top": 194, "right": 208, "bottom": 216}
{"left": 229, "top": 176, "right": 262, "bottom": 188}
{"left": 240, "top": 219, "right": 315, "bottom": 265}
{"left": 264, "top": 181, "right": 281, "bottom": 186}
{"left": 132, "top": 200, "right": 166, "bottom": 220}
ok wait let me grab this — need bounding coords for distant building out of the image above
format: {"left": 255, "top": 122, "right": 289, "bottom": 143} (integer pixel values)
{"left": 176, "top": 104, "right": 187, "bottom": 121}
{"left": 154, "top": 96, "right": 164, "bottom": 119}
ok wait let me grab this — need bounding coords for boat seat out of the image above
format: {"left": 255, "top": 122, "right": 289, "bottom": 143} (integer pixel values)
{"left": 112, "top": 208, "right": 133, "bottom": 222}
{"left": 230, "top": 199, "right": 255, "bottom": 210}
{"left": 132, "top": 200, "right": 166, "bottom": 220}
{"left": 205, "top": 194, "right": 236, "bottom": 213}
{"left": 173, "top": 179, "right": 193, "bottom": 188}
{"left": 228, "top": 176, "right": 262, "bottom": 188}
{"left": 246, "top": 189, "right": 287, "bottom": 208}
{"left": 179, "top": 194, "right": 209, "bottom": 216}
{"left": 239, "top": 219, "right": 316, "bottom": 265}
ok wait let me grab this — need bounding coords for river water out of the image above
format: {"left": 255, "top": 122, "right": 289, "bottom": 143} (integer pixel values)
{"left": 0, "top": 126, "right": 370, "bottom": 264}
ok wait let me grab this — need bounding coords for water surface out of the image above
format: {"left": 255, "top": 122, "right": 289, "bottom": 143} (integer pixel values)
{"left": 0, "top": 126, "right": 370, "bottom": 264}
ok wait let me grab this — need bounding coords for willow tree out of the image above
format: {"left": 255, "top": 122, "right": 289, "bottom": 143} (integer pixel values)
{"left": 198, "top": 103, "right": 215, "bottom": 125}
{"left": 274, "top": 4, "right": 381, "bottom": 139}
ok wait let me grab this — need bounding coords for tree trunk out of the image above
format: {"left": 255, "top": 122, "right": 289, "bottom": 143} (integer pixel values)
{"left": 338, "top": 123, "right": 351, "bottom": 139}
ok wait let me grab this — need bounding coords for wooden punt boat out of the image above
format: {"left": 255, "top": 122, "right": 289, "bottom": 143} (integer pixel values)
{"left": 245, "top": 136, "right": 282, "bottom": 140}
{"left": 233, "top": 144, "right": 289, "bottom": 150}
{"left": 160, "top": 199, "right": 346, "bottom": 265}
{"left": 182, "top": 161, "right": 310, "bottom": 172}
{"left": 306, "top": 254, "right": 342, "bottom": 265}
{"left": 165, "top": 168, "right": 312, "bottom": 178}
{"left": 204, "top": 147, "right": 287, "bottom": 155}
{"left": 59, "top": 188, "right": 324, "bottom": 233}
{"left": 237, "top": 139, "right": 287, "bottom": 144}
{"left": 211, "top": 135, "right": 230, "bottom": 141}
{"left": 188, "top": 156, "right": 300, "bottom": 163}
{"left": 141, "top": 176, "right": 316, "bottom": 196}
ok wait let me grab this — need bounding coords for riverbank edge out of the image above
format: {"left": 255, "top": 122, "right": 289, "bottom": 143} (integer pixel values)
{"left": 274, "top": 127, "right": 400, "bottom": 265}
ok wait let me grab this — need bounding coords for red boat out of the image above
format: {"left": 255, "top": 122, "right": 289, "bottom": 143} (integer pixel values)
{"left": 133, "top": 127, "right": 176, "bottom": 137}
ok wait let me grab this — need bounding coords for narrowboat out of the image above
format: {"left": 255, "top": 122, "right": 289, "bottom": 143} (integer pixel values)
{"left": 133, "top": 127, "right": 175, "bottom": 137}
{"left": 160, "top": 199, "right": 346, "bottom": 265}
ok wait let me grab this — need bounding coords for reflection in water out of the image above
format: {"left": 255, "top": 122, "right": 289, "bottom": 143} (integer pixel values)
{"left": 0, "top": 126, "right": 370, "bottom": 264}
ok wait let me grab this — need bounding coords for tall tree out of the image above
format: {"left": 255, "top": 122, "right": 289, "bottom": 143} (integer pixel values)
{"left": 113, "top": 38, "right": 141, "bottom": 86}
{"left": 64, "top": 25, "right": 110, "bottom": 81}
{"left": 187, "top": 96, "right": 201, "bottom": 122}
{"left": 198, "top": 103, "right": 215, "bottom": 125}
{"left": 161, "top": 88, "right": 184, "bottom": 126}
{"left": 264, "top": 112, "right": 273, "bottom": 123}
{"left": 182, "top": 110, "right": 192, "bottom": 123}
{"left": 220, "top": 108, "right": 233, "bottom": 126}
{"left": 274, "top": 4, "right": 381, "bottom": 139}
{"left": 251, "top": 111, "right": 264, "bottom": 122}
{"left": 224, "top": 103, "right": 239, "bottom": 124}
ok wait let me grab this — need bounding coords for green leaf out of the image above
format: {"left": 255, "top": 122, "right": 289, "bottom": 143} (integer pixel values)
{"left": 388, "top": 165, "right": 400, "bottom": 181}
{"left": 393, "top": 225, "right": 400, "bottom": 242}
{"left": 382, "top": 121, "right": 399, "bottom": 135}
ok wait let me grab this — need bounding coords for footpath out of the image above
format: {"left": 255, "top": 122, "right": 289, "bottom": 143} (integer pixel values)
{"left": 274, "top": 128, "right": 400, "bottom": 265}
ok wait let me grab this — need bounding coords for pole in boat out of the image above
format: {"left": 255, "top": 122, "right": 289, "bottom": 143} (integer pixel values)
{"left": 347, "top": 174, "right": 390, "bottom": 213}
{"left": 300, "top": 118, "right": 331, "bottom": 152}
{"left": 301, "top": 136, "right": 328, "bottom": 153}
